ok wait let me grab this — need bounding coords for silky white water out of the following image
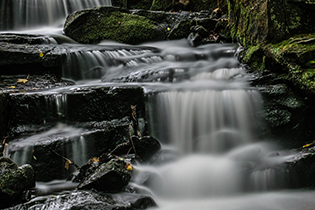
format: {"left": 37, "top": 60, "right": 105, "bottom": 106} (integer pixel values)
{"left": 2, "top": 0, "right": 315, "bottom": 209}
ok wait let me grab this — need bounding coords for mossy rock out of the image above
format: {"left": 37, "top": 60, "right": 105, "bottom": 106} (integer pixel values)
{"left": 64, "top": 6, "right": 165, "bottom": 44}
{"left": 150, "top": 0, "right": 174, "bottom": 11}
{"left": 227, "top": 0, "right": 315, "bottom": 46}
{"left": 263, "top": 34, "right": 315, "bottom": 93}
{"left": 168, "top": 20, "right": 193, "bottom": 40}
{"left": 0, "top": 157, "right": 35, "bottom": 208}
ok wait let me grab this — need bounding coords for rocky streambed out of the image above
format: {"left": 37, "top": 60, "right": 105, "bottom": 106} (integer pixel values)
{"left": 2, "top": 1, "right": 315, "bottom": 209}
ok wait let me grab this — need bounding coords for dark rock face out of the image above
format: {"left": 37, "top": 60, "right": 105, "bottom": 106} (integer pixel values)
{"left": 0, "top": 93, "right": 9, "bottom": 137}
{"left": 227, "top": 0, "right": 315, "bottom": 46}
{"left": 9, "top": 118, "right": 131, "bottom": 182}
{"left": 113, "top": 136, "right": 161, "bottom": 161}
{"left": 5, "top": 190, "right": 157, "bottom": 210}
{"left": 0, "top": 34, "right": 65, "bottom": 75}
{"left": 0, "top": 157, "right": 35, "bottom": 209}
{"left": 283, "top": 145, "right": 315, "bottom": 188}
{"left": 77, "top": 159, "right": 131, "bottom": 192}
{"left": 8, "top": 86, "right": 145, "bottom": 136}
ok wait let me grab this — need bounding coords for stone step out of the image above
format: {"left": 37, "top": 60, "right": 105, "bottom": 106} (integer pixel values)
{"left": 7, "top": 86, "right": 145, "bottom": 136}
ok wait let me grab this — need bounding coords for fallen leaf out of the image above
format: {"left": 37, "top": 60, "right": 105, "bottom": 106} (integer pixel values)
{"left": 65, "top": 159, "right": 73, "bottom": 170}
{"left": 126, "top": 163, "right": 133, "bottom": 171}
{"left": 93, "top": 157, "right": 100, "bottom": 162}
{"left": 39, "top": 52, "right": 44, "bottom": 57}
{"left": 7, "top": 86, "right": 16, "bottom": 88}
{"left": 17, "top": 79, "right": 29, "bottom": 84}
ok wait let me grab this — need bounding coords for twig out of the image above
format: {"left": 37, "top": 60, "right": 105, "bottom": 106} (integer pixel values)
{"left": 2, "top": 136, "right": 8, "bottom": 157}
{"left": 129, "top": 123, "right": 139, "bottom": 160}
{"left": 51, "top": 149, "right": 80, "bottom": 170}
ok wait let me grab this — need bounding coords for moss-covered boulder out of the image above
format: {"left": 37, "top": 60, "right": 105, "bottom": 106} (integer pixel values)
{"left": 241, "top": 33, "right": 315, "bottom": 94}
{"left": 0, "top": 157, "right": 35, "bottom": 209}
{"left": 64, "top": 7, "right": 165, "bottom": 45}
{"left": 227, "top": 0, "right": 315, "bottom": 46}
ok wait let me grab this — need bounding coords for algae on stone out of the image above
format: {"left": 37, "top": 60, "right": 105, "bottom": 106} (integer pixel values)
{"left": 64, "top": 7, "right": 165, "bottom": 44}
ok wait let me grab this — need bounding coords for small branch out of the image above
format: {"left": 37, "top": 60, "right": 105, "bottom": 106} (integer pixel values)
{"left": 2, "top": 136, "right": 8, "bottom": 157}
{"left": 51, "top": 149, "right": 80, "bottom": 171}
{"left": 129, "top": 123, "right": 139, "bottom": 159}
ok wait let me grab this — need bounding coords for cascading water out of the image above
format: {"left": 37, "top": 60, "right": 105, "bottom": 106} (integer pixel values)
{"left": 0, "top": 0, "right": 111, "bottom": 30}
{"left": 2, "top": 0, "right": 315, "bottom": 209}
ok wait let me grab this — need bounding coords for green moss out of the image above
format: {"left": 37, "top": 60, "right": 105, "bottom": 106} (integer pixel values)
{"left": 263, "top": 34, "right": 315, "bottom": 92}
{"left": 66, "top": 8, "right": 164, "bottom": 44}
{"left": 167, "top": 20, "right": 193, "bottom": 40}
{"left": 150, "top": 0, "right": 173, "bottom": 11}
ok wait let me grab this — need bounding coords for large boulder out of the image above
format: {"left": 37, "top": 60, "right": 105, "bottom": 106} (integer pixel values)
{"left": 77, "top": 158, "right": 131, "bottom": 192}
{"left": 0, "top": 157, "right": 35, "bottom": 209}
{"left": 64, "top": 7, "right": 165, "bottom": 45}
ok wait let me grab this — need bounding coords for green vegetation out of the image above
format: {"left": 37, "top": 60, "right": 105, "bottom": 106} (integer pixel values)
{"left": 65, "top": 8, "right": 164, "bottom": 44}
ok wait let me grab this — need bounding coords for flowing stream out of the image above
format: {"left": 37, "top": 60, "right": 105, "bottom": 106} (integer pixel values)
{"left": 2, "top": 1, "right": 315, "bottom": 209}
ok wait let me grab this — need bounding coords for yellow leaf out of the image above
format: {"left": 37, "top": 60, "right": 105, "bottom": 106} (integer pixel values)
{"left": 8, "top": 86, "right": 16, "bottom": 88}
{"left": 303, "top": 143, "right": 312, "bottom": 148}
{"left": 93, "top": 157, "right": 100, "bottom": 162}
{"left": 65, "top": 159, "right": 72, "bottom": 170}
{"left": 167, "top": 27, "right": 171, "bottom": 31}
{"left": 126, "top": 163, "right": 133, "bottom": 171}
{"left": 17, "top": 79, "right": 29, "bottom": 84}
{"left": 39, "top": 52, "right": 44, "bottom": 57}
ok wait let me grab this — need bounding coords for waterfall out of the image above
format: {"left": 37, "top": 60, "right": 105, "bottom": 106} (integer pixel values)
{"left": 0, "top": 0, "right": 112, "bottom": 30}
{"left": 152, "top": 89, "right": 261, "bottom": 153}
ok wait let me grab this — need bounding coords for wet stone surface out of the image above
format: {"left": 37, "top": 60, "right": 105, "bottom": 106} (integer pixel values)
{"left": 0, "top": 74, "right": 74, "bottom": 92}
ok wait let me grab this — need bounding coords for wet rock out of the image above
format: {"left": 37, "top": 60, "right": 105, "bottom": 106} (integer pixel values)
{"left": 9, "top": 118, "right": 131, "bottom": 182}
{"left": 188, "top": 32, "right": 202, "bottom": 47}
{"left": 64, "top": 6, "right": 165, "bottom": 45}
{"left": 5, "top": 190, "right": 157, "bottom": 210}
{"left": 0, "top": 34, "right": 67, "bottom": 75}
{"left": 0, "top": 157, "right": 35, "bottom": 209}
{"left": 0, "top": 92, "right": 9, "bottom": 137}
{"left": 64, "top": 6, "right": 228, "bottom": 45}
{"left": 8, "top": 86, "right": 145, "bottom": 136}
{"left": 227, "top": 0, "right": 315, "bottom": 46}
{"left": 168, "top": 20, "right": 193, "bottom": 40}
{"left": 283, "top": 145, "right": 315, "bottom": 188}
{"left": 77, "top": 158, "right": 131, "bottom": 192}
{"left": 237, "top": 35, "right": 315, "bottom": 147}
{"left": 113, "top": 136, "right": 161, "bottom": 161}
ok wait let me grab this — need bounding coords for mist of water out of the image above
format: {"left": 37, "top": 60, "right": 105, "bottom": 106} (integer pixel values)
{"left": 2, "top": 0, "right": 315, "bottom": 208}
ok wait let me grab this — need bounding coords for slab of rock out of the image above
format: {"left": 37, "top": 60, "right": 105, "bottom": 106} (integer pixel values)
{"left": 5, "top": 190, "right": 157, "bottom": 210}
{"left": 77, "top": 159, "right": 131, "bottom": 192}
